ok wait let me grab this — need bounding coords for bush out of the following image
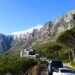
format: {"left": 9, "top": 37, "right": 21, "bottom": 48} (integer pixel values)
{"left": 0, "top": 55, "right": 37, "bottom": 75}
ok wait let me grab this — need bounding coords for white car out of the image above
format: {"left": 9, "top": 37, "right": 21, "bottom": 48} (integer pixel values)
{"left": 53, "top": 68, "right": 75, "bottom": 75}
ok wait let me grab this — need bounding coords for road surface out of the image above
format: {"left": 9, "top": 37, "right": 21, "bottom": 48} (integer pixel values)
{"left": 37, "top": 66, "right": 48, "bottom": 75}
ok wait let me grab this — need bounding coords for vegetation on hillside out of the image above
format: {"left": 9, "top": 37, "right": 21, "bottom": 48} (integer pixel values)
{"left": 0, "top": 54, "right": 37, "bottom": 75}
{"left": 57, "top": 27, "right": 75, "bottom": 48}
{"left": 57, "top": 26, "right": 75, "bottom": 62}
{"left": 35, "top": 41, "right": 70, "bottom": 62}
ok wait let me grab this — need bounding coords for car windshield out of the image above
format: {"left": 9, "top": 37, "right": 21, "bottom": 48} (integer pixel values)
{"left": 51, "top": 61, "right": 63, "bottom": 68}
{"left": 61, "top": 69, "right": 73, "bottom": 73}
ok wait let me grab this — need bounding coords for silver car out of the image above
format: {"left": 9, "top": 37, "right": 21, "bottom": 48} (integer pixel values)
{"left": 53, "top": 68, "right": 75, "bottom": 75}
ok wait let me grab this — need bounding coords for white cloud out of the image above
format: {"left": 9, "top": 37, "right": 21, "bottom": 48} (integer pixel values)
{"left": 11, "top": 25, "right": 43, "bottom": 35}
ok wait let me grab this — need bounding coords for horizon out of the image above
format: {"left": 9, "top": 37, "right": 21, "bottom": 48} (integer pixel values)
{"left": 0, "top": 0, "right": 75, "bottom": 34}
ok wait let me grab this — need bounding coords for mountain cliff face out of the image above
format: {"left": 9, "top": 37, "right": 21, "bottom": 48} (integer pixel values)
{"left": 0, "top": 10, "right": 75, "bottom": 53}
{"left": 0, "top": 34, "right": 13, "bottom": 53}
{"left": 12, "top": 10, "right": 75, "bottom": 39}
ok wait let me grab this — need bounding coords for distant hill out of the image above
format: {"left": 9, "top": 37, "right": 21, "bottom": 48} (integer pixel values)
{"left": 0, "top": 34, "right": 13, "bottom": 53}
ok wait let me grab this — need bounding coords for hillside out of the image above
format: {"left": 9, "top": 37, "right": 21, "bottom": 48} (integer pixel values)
{"left": 0, "top": 34, "right": 13, "bottom": 53}
{"left": 34, "top": 40, "right": 70, "bottom": 61}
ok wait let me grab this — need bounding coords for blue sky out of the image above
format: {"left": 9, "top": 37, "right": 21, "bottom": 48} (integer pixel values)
{"left": 0, "top": 0, "right": 75, "bottom": 34}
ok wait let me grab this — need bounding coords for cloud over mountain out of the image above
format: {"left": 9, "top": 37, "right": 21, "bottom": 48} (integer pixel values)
{"left": 11, "top": 25, "right": 43, "bottom": 35}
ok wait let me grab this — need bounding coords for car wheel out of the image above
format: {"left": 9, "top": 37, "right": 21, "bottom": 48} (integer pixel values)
{"left": 49, "top": 73, "right": 52, "bottom": 75}
{"left": 48, "top": 71, "right": 52, "bottom": 75}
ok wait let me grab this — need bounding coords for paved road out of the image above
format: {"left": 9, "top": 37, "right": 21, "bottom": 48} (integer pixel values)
{"left": 41, "top": 67, "right": 48, "bottom": 75}
{"left": 63, "top": 63, "right": 72, "bottom": 68}
{"left": 37, "top": 66, "right": 48, "bottom": 75}
{"left": 37, "top": 67, "right": 42, "bottom": 75}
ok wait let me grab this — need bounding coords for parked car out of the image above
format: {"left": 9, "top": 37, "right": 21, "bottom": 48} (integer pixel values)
{"left": 53, "top": 68, "right": 75, "bottom": 75}
{"left": 48, "top": 60, "right": 63, "bottom": 75}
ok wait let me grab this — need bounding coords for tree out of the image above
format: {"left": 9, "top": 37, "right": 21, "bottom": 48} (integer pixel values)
{"left": 46, "top": 45, "right": 62, "bottom": 59}
{"left": 57, "top": 27, "right": 75, "bottom": 62}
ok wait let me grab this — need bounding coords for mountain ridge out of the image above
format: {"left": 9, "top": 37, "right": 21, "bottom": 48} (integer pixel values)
{"left": 11, "top": 25, "right": 43, "bottom": 39}
{"left": 0, "top": 10, "right": 75, "bottom": 53}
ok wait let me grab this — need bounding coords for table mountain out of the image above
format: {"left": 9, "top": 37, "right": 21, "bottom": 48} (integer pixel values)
{"left": 0, "top": 10, "right": 75, "bottom": 53}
